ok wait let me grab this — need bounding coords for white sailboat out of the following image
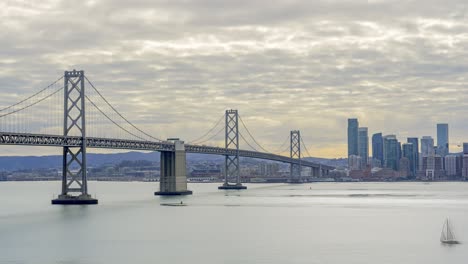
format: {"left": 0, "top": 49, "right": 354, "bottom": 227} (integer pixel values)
{"left": 440, "top": 218, "right": 460, "bottom": 244}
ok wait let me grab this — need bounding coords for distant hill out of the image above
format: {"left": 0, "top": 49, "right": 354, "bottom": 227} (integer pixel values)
{"left": 0, "top": 152, "right": 156, "bottom": 171}
{"left": 0, "top": 151, "right": 339, "bottom": 171}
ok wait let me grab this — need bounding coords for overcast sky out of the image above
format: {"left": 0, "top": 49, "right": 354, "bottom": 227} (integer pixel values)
{"left": 1, "top": 0, "right": 468, "bottom": 158}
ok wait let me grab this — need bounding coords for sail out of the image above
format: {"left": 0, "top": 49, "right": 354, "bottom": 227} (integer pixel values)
{"left": 441, "top": 220, "right": 448, "bottom": 242}
{"left": 446, "top": 219, "right": 456, "bottom": 241}
{"left": 441, "top": 218, "right": 458, "bottom": 243}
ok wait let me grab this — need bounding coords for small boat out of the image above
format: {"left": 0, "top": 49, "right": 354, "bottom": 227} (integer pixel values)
{"left": 440, "top": 218, "right": 460, "bottom": 244}
{"left": 161, "top": 201, "right": 187, "bottom": 207}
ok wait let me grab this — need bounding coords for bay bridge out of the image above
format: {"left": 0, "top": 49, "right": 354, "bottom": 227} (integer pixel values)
{"left": 0, "top": 70, "right": 334, "bottom": 204}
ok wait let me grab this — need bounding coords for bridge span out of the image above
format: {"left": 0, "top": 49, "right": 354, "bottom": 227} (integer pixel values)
{"left": 0, "top": 70, "right": 335, "bottom": 205}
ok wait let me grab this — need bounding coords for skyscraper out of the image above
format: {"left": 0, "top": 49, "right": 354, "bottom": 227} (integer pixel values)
{"left": 383, "top": 135, "right": 399, "bottom": 171}
{"left": 445, "top": 155, "right": 457, "bottom": 177}
{"left": 421, "top": 136, "right": 435, "bottom": 157}
{"left": 397, "top": 141, "right": 402, "bottom": 164}
{"left": 358, "top": 127, "right": 368, "bottom": 167}
{"left": 347, "top": 118, "right": 359, "bottom": 157}
{"left": 348, "top": 154, "right": 362, "bottom": 170}
{"left": 437, "top": 123, "right": 449, "bottom": 156}
{"left": 372, "top": 133, "right": 384, "bottom": 167}
{"left": 402, "top": 143, "right": 416, "bottom": 176}
{"left": 407, "top": 137, "right": 419, "bottom": 171}
{"left": 463, "top": 143, "right": 468, "bottom": 155}
{"left": 422, "top": 155, "right": 444, "bottom": 180}
{"left": 463, "top": 143, "right": 468, "bottom": 179}
{"left": 463, "top": 155, "right": 468, "bottom": 179}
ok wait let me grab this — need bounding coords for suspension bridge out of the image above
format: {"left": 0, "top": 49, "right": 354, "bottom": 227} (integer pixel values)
{"left": 0, "top": 70, "right": 334, "bottom": 204}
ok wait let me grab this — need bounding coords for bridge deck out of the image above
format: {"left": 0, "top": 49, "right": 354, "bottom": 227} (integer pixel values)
{"left": 0, "top": 132, "right": 334, "bottom": 170}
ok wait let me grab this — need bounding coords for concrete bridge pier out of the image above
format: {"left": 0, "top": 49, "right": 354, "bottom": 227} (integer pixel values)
{"left": 155, "top": 140, "right": 193, "bottom": 196}
{"left": 313, "top": 167, "right": 318, "bottom": 177}
{"left": 289, "top": 163, "right": 303, "bottom": 183}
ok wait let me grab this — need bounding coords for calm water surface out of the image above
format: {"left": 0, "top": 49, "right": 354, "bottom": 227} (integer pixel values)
{"left": 1, "top": 181, "right": 468, "bottom": 264}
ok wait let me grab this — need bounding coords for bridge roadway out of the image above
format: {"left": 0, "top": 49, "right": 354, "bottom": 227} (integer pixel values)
{"left": 0, "top": 132, "right": 334, "bottom": 170}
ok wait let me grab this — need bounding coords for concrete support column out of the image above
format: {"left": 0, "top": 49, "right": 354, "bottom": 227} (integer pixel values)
{"left": 310, "top": 167, "right": 317, "bottom": 177}
{"left": 155, "top": 140, "right": 192, "bottom": 196}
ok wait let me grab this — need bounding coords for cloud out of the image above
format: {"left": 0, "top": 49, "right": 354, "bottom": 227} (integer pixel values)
{"left": 1, "top": 0, "right": 468, "bottom": 157}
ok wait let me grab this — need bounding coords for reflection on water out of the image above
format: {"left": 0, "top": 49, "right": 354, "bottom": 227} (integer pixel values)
{"left": 0, "top": 181, "right": 468, "bottom": 264}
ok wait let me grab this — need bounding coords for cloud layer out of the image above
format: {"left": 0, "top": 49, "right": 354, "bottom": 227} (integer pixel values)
{"left": 1, "top": 0, "right": 468, "bottom": 157}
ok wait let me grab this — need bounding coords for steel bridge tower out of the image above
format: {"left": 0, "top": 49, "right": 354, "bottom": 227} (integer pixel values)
{"left": 219, "top": 109, "right": 246, "bottom": 190}
{"left": 289, "top": 130, "right": 302, "bottom": 183}
{"left": 52, "top": 70, "right": 97, "bottom": 204}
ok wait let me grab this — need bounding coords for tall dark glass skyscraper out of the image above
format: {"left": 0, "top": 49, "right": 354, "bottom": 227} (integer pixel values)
{"left": 384, "top": 135, "right": 399, "bottom": 171}
{"left": 437, "top": 123, "right": 449, "bottom": 156}
{"left": 348, "top": 118, "right": 359, "bottom": 157}
{"left": 402, "top": 143, "right": 416, "bottom": 176}
{"left": 372, "top": 133, "right": 384, "bottom": 166}
{"left": 407, "top": 137, "right": 419, "bottom": 171}
{"left": 358, "top": 127, "right": 369, "bottom": 167}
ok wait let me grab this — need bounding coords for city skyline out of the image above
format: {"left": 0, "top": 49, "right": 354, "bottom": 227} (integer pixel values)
{"left": 347, "top": 118, "right": 468, "bottom": 180}
{"left": 1, "top": 1, "right": 468, "bottom": 158}
{"left": 350, "top": 120, "right": 464, "bottom": 160}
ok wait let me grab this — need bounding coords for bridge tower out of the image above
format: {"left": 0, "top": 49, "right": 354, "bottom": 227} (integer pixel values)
{"left": 289, "top": 130, "right": 302, "bottom": 183}
{"left": 219, "top": 109, "right": 246, "bottom": 190}
{"left": 52, "top": 70, "right": 98, "bottom": 205}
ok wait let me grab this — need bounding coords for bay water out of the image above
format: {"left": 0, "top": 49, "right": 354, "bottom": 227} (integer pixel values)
{"left": 1, "top": 181, "right": 468, "bottom": 264}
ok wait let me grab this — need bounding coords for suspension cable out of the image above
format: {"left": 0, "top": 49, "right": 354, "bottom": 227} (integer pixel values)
{"left": 300, "top": 136, "right": 313, "bottom": 158}
{"left": 0, "top": 86, "right": 64, "bottom": 118}
{"left": 271, "top": 134, "right": 290, "bottom": 154}
{"left": 85, "top": 77, "right": 162, "bottom": 142}
{"left": 192, "top": 125, "right": 225, "bottom": 146}
{"left": 239, "top": 131, "right": 259, "bottom": 152}
{"left": 238, "top": 115, "right": 271, "bottom": 153}
{"left": 0, "top": 76, "right": 63, "bottom": 112}
{"left": 85, "top": 95, "right": 149, "bottom": 142}
{"left": 279, "top": 144, "right": 291, "bottom": 155}
{"left": 188, "top": 113, "right": 224, "bottom": 144}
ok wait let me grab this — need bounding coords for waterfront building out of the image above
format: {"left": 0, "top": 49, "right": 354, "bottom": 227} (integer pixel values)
{"left": 407, "top": 137, "right": 419, "bottom": 171}
{"left": 463, "top": 155, "right": 468, "bottom": 179}
{"left": 399, "top": 157, "right": 410, "bottom": 178}
{"left": 383, "top": 135, "right": 399, "bottom": 171}
{"left": 258, "top": 162, "right": 279, "bottom": 176}
{"left": 437, "top": 124, "right": 449, "bottom": 156}
{"left": 348, "top": 154, "right": 362, "bottom": 170}
{"left": 421, "top": 136, "right": 435, "bottom": 157}
{"left": 358, "top": 127, "right": 369, "bottom": 168}
{"left": 445, "top": 155, "right": 457, "bottom": 177}
{"left": 348, "top": 118, "right": 359, "bottom": 157}
{"left": 456, "top": 155, "right": 463, "bottom": 177}
{"left": 422, "top": 155, "right": 444, "bottom": 180}
{"left": 372, "top": 133, "right": 384, "bottom": 167}
{"left": 371, "top": 158, "right": 382, "bottom": 168}
{"left": 372, "top": 167, "right": 398, "bottom": 180}
{"left": 464, "top": 143, "right": 468, "bottom": 154}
